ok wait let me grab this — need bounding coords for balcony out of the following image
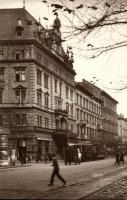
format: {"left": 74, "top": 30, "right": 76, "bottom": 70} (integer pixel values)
{"left": 78, "top": 120, "right": 87, "bottom": 127}
{"left": 10, "top": 125, "right": 54, "bottom": 133}
{"left": 55, "top": 128, "right": 68, "bottom": 134}
{"left": 55, "top": 109, "right": 68, "bottom": 117}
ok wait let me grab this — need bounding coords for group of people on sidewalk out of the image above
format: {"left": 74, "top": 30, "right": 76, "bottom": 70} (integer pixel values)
{"left": 115, "top": 150, "right": 124, "bottom": 166}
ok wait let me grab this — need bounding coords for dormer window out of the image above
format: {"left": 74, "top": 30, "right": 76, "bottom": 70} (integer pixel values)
{"left": 16, "top": 18, "right": 24, "bottom": 36}
{"left": 17, "top": 18, "right": 22, "bottom": 26}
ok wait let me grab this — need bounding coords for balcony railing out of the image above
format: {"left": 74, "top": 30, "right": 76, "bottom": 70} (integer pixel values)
{"left": 11, "top": 125, "right": 54, "bottom": 133}
{"left": 55, "top": 109, "right": 68, "bottom": 116}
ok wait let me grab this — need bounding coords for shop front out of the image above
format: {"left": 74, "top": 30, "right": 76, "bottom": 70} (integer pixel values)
{"left": 0, "top": 128, "right": 9, "bottom": 166}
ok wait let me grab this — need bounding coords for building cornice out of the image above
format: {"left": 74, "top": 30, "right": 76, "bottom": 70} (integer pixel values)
{"left": 0, "top": 39, "right": 76, "bottom": 76}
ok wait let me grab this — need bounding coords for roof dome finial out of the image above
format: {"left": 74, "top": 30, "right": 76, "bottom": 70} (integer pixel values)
{"left": 23, "top": 0, "right": 25, "bottom": 8}
{"left": 53, "top": 12, "right": 61, "bottom": 30}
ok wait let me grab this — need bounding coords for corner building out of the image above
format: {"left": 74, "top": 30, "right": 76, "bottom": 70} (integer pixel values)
{"left": 0, "top": 8, "right": 76, "bottom": 161}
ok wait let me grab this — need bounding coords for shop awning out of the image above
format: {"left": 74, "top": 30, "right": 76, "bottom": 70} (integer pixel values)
{"left": 36, "top": 133, "right": 53, "bottom": 141}
{"left": 68, "top": 140, "right": 92, "bottom": 146}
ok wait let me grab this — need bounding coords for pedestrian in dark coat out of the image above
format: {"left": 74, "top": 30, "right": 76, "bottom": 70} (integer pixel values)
{"left": 115, "top": 150, "right": 120, "bottom": 166}
{"left": 120, "top": 151, "right": 124, "bottom": 164}
{"left": 48, "top": 154, "right": 66, "bottom": 186}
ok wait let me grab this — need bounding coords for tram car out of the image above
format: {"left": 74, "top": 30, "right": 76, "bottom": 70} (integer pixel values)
{"left": 64, "top": 142, "right": 106, "bottom": 164}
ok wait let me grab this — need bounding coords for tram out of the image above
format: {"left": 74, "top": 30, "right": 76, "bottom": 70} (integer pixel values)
{"left": 64, "top": 142, "right": 106, "bottom": 164}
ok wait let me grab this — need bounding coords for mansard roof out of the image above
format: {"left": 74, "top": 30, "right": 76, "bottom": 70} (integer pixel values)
{"left": 0, "top": 8, "right": 75, "bottom": 73}
{"left": 0, "top": 8, "right": 41, "bottom": 40}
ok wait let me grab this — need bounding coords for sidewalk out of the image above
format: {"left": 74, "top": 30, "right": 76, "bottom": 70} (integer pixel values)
{"left": 0, "top": 160, "right": 65, "bottom": 169}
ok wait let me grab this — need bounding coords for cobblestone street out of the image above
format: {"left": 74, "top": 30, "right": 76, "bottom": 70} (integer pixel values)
{"left": 1, "top": 158, "right": 127, "bottom": 199}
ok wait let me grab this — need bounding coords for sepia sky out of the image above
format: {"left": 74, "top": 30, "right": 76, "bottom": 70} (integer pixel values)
{"left": 1, "top": 0, "right": 127, "bottom": 117}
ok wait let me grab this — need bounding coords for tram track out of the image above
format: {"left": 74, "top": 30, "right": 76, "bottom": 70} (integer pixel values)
{"left": 37, "top": 165, "right": 127, "bottom": 199}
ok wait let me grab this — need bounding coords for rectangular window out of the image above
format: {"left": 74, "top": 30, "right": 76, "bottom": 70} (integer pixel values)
{"left": 37, "top": 70, "right": 42, "bottom": 85}
{"left": 0, "top": 91, "right": 2, "bottom": 103}
{"left": 0, "top": 50, "right": 4, "bottom": 60}
{"left": 70, "top": 89, "right": 73, "bottom": 100}
{"left": 76, "top": 109, "right": 79, "bottom": 120}
{"left": 44, "top": 93, "right": 49, "bottom": 108}
{"left": 0, "top": 68, "right": 4, "bottom": 81}
{"left": 77, "top": 124, "right": 80, "bottom": 134}
{"left": 66, "top": 103, "right": 69, "bottom": 114}
{"left": 0, "top": 115, "right": 3, "bottom": 127}
{"left": 59, "top": 82, "right": 62, "bottom": 96}
{"left": 70, "top": 104, "right": 73, "bottom": 116}
{"left": 80, "top": 95, "right": 82, "bottom": 106}
{"left": 55, "top": 98, "right": 62, "bottom": 109}
{"left": 22, "top": 113, "right": 27, "bottom": 125}
{"left": 76, "top": 93, "right": 78, "bottom": 104}
{"left": 40, "top": 116, "right": 42, "bottom": 127}
{"left": 38, "top": 115, "right": 42, "bottom": 127}
{"left": 16, "top": 114, "right": 20, "bottom": 126}
{"left": 15, "top": 90, "right": 26, "bottom": 103}
{"left": 80, "top": 110, "right": 82, "bottom": 120}
{"left": 44, "top": 74, "right": 49, "bottom": 88}
{"left": 37, "top": 115, "right": 40, "bottom": 127}
{"left": 71, "top": 124, "right": 73, "bottom": 132}
{"left": 21, "top": 50, "right": 25, "bottom": 59}
{"left": 15, "top": 50, "right": 20, "bottom": 60}
{"left": 37, "top": 91, "right": 42, "bottom": 107}
{"left": 66, "top": 86, "right": 69, "bottom": 99}
{"left": 45, "top": 117, "right": 49, "bottom": 128}
{"left": 15, "top": 68, "right": 26, "bottom": 81}
{"left": 54, "top": 79, "right": 57, "bottom": 93}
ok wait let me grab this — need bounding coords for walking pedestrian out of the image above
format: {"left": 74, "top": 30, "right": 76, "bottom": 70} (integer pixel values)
{"left": 78, "top": 148, "right": 82, "bottom": 164}
{"left": 115, "top": 150, "right": 120, "bottom": 166}
{"left": 120, "top": 151, "right": 124, "bottom": 164}
{"left": 48, "top": 154, "right": 66, "bottom": 186}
